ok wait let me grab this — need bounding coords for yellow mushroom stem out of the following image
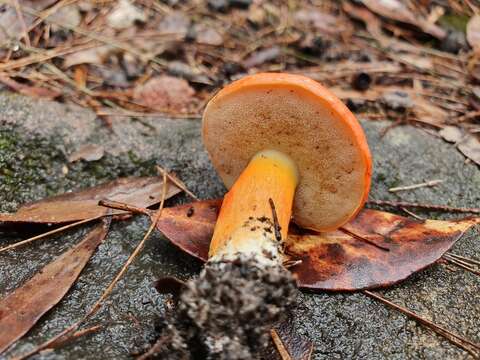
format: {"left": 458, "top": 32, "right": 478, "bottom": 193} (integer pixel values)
{"left": 208, "top": 150, "right": 299, "bottom": 265}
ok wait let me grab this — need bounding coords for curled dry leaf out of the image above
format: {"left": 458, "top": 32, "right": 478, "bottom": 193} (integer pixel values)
{"left": 0, "top": 218, "right": 111, "bottom": 354}
{"left": 151, "top": 200, "right": 479, "bottom": 291}
{"left": 133, "top": 75, "right": 196, "bottom": 113}
{"left": 0, "top": 177, "right": 180, "bottom": 224}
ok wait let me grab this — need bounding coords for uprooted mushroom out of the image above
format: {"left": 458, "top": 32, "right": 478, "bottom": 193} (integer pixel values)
{"left": 145, "top": 73, "right": 372, "bottom": 359}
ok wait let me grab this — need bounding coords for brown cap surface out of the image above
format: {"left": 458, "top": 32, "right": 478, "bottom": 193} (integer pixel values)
{"left": 202, "top": 73, "right": 372, "bottom": 231}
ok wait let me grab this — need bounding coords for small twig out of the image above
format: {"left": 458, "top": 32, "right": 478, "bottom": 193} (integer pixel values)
{"left": 447, "top": 253, "right": 480, "bottom": 267}
{"left": 0, "top": 43, "right": 96, "bottom": 72}
{"left": 136, "top": 336, "right": 169, "bottom": 360}
{"left": 364, "top": 290, "right": 480, "bottom": 358}
{"left": 155, "top": 165, "right": 198, "bottom": 200}
{"left": 444, "top": 254, "right": 477, "bottom": 268}
{"left": 339, "top": 228, "right": 390, "bottom": 251}
{"left": 98, "top": 199, "right": 151, "bottom": 216}
{"left": 270, "top": 328, "right": 292, "bottom": 360}
{"left": 458, "top": 110, "right": 480, "bottom": 122}
{"left": 367, "top": 200, "right": 480, "bottom": 214}
{"left": 443, "top": 255, "right": 480, "bottom": 276}
{"left": 400, "top": 207, "right": 425, "bottom": 220}
{"left": 48, "top": 325, "right": 103, "bottom": 349}
{"left": 269, "top": 198, "right": 282, "bottom": 242}
{"left": 95, "top": 110, "right": 201, "bottom": 120}
{"left": 12, "top": 172, "right": 169, "bottom": 360}
{"left": 42, "top": 62, "right": 94, "bottom": 96}
{"left": 389, "top": 179, "right": 443, "bottom": 193}
{"left": 282, "top": 259, "right": 302, "bottom": 269}
{"left": 0, "top": 215, "right": 104, "bottom": 254}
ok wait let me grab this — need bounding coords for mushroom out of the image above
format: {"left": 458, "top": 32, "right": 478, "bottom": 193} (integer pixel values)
{"left": 149, "top": 73, "right": 372, "bottom": 359}
{"left": 204, "top": 72, "right": 372, "bottom": 263}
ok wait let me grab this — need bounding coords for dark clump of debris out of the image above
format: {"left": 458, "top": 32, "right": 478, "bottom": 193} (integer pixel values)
{"left": 145, "top": 257, "right": 298, "bottom": 359}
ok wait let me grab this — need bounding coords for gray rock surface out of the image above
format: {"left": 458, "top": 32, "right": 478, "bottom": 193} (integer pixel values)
{"left": 0, "top": 92, "right": 478, "bottom": 359}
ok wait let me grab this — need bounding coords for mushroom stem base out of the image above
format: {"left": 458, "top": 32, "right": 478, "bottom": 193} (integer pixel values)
{"left": 147, "top": 256, "right": 298, "bottom": 360}
{"left": 209, "top": 150, "right": 298, "bottom": 262}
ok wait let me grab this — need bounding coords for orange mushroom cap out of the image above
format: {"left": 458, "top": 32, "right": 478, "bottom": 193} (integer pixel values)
{"left": 203, "top": 73, "right": 372, "bottom": 232}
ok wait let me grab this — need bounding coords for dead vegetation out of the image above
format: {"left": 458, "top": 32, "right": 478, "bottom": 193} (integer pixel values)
{"left": 0, "top": 0, "right": 479, "bottom": 163}
{"left": 1, "top": 1, "right": 480, "bottom": 359}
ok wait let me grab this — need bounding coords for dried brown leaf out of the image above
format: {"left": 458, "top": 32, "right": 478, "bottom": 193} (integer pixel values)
{"left": 0, "top": 219, "right": 111, "bottom": 354}
{"left": 439, "top": 127, "right": 480, "bottom": 165}
{"left": 294, "top": 9, "right": 351, "bottom": 36}
{"left": 0, "top": 0, "right": 57, "bottom": 45}
{"left": 194, "top": 24, "right": 223, "bottom": 46}
{"left": 288, "top": 210, "right": 479, "bottom": 291}
{"left": 412, "top": 95, "right": 448, "bottom": 126}
{"left": 342, "top": 2, "right": 389, "bottom": 46}
{"left": 133, "top": 76, "right": 196, "bottom": 113}
{"left": 68, "top": 144, "right": 105, "bottom": 163}
{"left": 157, "top": 12, "right": 190, "bottom": 38}
{"left": 362, "top": 0, "right": 446, "bottom": 39}
{"left": 363, "top": 0, "right": 416, "bottom": 25}
{"left": 439, "top": 126, "right": 464, "bottom": 143}
{"left": 167, "top": 61, "right": 212, "bottom": 85}
{"left": 63, "top": 45, "right": 115, "bottom": 68}
{"left": 0, "top": 177, "right": 180, "bottom": 224}
{"left": 467, "top": 14, "right": 480, "bottom": 49}
{"left": 457, "top": 134, "right": 480, "bottom": 165}
{"left": 49, "top": 4, "right": 81, "bottom": 32}
{"left": 152, "top": 200, "right": 479, "bottom": 291}
{"left": 156, "top": 200, "right": 220, "bottom": 261}
{"left": 107, "top": 0, "right": 146, "bottom": 30}
{"left": 243, "top": 47, "right": 282, "bottom": 69}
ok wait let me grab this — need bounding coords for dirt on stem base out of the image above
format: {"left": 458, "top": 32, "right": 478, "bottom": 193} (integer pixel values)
{"left": 147, "top": 257, "right": 298, "bottom": 360}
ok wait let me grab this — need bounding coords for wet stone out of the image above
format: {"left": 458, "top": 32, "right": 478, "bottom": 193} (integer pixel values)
{"left": 0, "top": 92, "right": 479, "bottom": 359}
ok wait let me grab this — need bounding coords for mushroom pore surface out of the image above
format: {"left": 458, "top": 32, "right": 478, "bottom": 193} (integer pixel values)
{"left": 203, "top": 75, "right": 371, "bottom": 231}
